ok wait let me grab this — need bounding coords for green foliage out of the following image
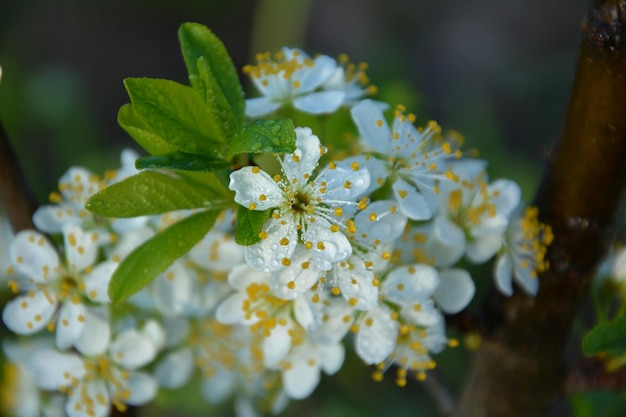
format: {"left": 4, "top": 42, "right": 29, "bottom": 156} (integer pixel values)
{"left": 96, "top": 22, "right": 301, "bottom": 302}
{"left": 135, "top": 151, "right": 231, "bottom": 172}
{"left": 123, "top": 78, "right": 226, "bottom": 155}
{"left": 107, "top": 209, "right": 220, "bottom": 302}
{"left": 85, "top": 171, "right": 233, "bottom": 217}
{"left": 117, "top": 104, "right": 179, "bottom": 156}
{"left": 571, "top": 390, "right": 626, "bottom": 417}
{"left": 582, "top": 310, "right": 626, "bottom": 356}
{"left": 178, "top": 22, "right": 245, "bottom": 133}
{"left": 235, "top": 205, "right": 271, "bottom": 246}
{"left": 227, "top": 119, "right": 296, "bottom": 158}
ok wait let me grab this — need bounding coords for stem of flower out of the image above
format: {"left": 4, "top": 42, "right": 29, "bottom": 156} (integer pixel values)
{"left": 455, "top": 1, "right": 626, "bottom": 415}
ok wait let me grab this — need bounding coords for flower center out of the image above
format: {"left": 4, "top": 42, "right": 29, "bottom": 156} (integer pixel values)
{"left": 289, "top": 190, "right": 314, "bottom": 214}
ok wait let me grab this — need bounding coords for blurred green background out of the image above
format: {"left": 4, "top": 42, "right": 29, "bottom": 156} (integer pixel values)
{"left": 0, "top": 0, "right": 603, "bottom": 416}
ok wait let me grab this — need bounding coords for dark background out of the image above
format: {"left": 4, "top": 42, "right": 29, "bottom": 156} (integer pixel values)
{"left": 0, "top": 0, "right": 588, "bottom": 201}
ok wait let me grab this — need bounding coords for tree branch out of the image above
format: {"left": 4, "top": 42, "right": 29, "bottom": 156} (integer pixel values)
{"left": 0, "top": 119, "right": 37, "bottom": 232}
{"left": 454, "top": 1, "right": 626, "bottom": 416}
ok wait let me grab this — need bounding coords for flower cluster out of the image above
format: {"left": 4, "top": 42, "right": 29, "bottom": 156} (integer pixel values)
{"left": 0, "top": 45, "right": 551, "bottom": 417}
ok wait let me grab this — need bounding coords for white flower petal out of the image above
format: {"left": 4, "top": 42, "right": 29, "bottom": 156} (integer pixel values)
{"left": 234, "top": 395, "right": 259, "bottom": 417}
{"left": 124, "top": 372, "right": 158, "bottom": 405}
{"left": 216, "top": 293, "right": 248, "bottom": 325}
{"left": 84, "top": 261, "right": 116, "bottom": 303}
{"left": 514, "top": 264, "right": 539, "bottom": 296}
{"left": 11, "top": 230, "right": 60, "bottom": 281}
{"left": 305, "top": 222, "right": 352, "bottom": 266}
{"left": 293, "top": 90, "right": 345, "bottom": 114}
{"left": 293, "top": 54, "right": 336, "bottom": 92}
{"left": 245, "top": 96, "right": 281, "bottom": 118}
{"left": 294, "top": 296, "right": 315, "bottom": 329}
{"left": 401, "top": 299, "right": 440, "bottom": 326}
{"left": 309, "top": 298, "right": 353, "bottom": 345}
{"left": 201, "top": 368, "right": 235, "bottom": 404}
{"left": 229, "top": 167, "right": 283, "bottom": 210}
{"left": 63, "top": 224, "right": 97, "bottom": 272}
{"left": 270, "top": 248, "right": 322, "bottom": 299}
{"left": 263, "top": 324, "right": 292, "bottom": 368}
{"left": 109, "top": 330, "right": 156, "bottom": 370}
{"left": 140, "top": 319, "right": 168, "bottom": 351}
{"left": 355, "top": 200, "right": 408, "bottom": 244}
{"left": 282, "top": 347, "right": 321, "bottom": 400}
{"left": 336, "top": 259, "right": 378, "bottom": 311}
{"left": 55, "top": 301, "right": 86, "bottom": 350}
{"left": 382, "top": 264, "right": 439, "bottom": 306}
{"left": 66, "top": 380, "right": 110, "bottom": 417}
{"left": 3, "top": 292, "right": 56, "bottom": 335}
{"left": 154, "top": 348, "right": 194, "bottom": 389}
{"left": 228, "top": 264, "right": 269, "bottom": 292}
{"left": 427, "top": 215, "right": 466, "bottom": 267}
{"left": 245, "top": 220, "right": 297, "bottom": 272}
{"left": 281, "top": 127, "right": 322, "bottom": 183}
{"left": 355, "top": 305, "right": 398, "bottom": 364}
{"left": 319, "top": 167, "right": 370, "bottom": 202}
{"left": 189, "top": 232, "right": 244, "bottom": 272}
{"left": 337, "top": 155, "right": 388, "bottom": 196}
{"left": 351, "top": 99, "right": 391, "bottom": 154}
{"left": 466, "top": 234, "right": 503, "bottom": 263}
{"left": 393, "top": 178, "right": 432, "bottom": 220}
{"left": 151, "top": 262, "right": 192, "bottom": 317}
{"left": 490, "top": 179, "right": 521, "bottom": 218}
{"left": 433, "top": 269, "right": 475, "bottom": 314}
{"left": 33, "top": 205, "right": 78, "bottom": 233}
{"left": 320, "top": 343, "right": 345, "bottom": 375}
{"left": 31, "top": 350, "right": 85, "bottom": 391}
{"left": 494, "top": 253, "right": 514, "bottom": 296}
{"left": 75, "top": 308, "right": 110, "bottom": 357}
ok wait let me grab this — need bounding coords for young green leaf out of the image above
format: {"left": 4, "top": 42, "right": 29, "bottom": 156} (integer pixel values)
{"left": 227, "top": 119, "right": 296, "bottom": 158}
{"left": 85, "top": 171, "right": 233, "bottom": 217}
{"left": 191, "top": 57, "right": 241, "bottom": 137}
{"left": 124, "top": 78, "right": 226, "bottom": 154}
{"left": 108, "top": 209, "right": 220, "bottom": 302}
{"left": 118, "top": 104, "right": 178, "bottom": 155}
{"left": 135, "top": 151, "right": 231, "bottom": 172}
{"left": 178, "top": 23, "right": 245, "bottom": 128}
{"left": 582, "top": 311, "right": 626, "bottom": 355}
{"left": 235, "top": 205, "right": 271, "bottom": 246}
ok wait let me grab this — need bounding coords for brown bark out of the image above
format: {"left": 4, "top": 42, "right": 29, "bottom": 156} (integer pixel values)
{"left": 455, "top": 1, "right": 626, "bottom": 416}
{"left": 0, "top": 120, "right": 37, "bottom": 232}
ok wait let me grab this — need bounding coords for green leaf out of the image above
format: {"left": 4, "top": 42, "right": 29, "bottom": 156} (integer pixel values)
{"left": 571, "top": 390, "right": 626, "bottom": 417}
{"left": 178, "top": 23, "right": 245, "bottom": 129}
{"left": 124, "top": 78, "right": 226, "bottom": 154}
{"left": 136, "top": 151, "right": 231, "bottom": 172}
{"left": 227, "top": 119, "right": 296, "bottom": 158}
{"left": 108, "top": 210, "right": 219, "bottom": 302}
{"left": 118, "top": 104, "right": 178, "bottom": 155}
{"left": 235, "top": 205, "right": 271, "bottom": 246}
{"left": 582, "top": 311, "right": 626, "bottom": 355}
{"left": 190, "top": 57, "right": 241, "bottom": 137}
{"left": 85, "top": 171, "right": 233, "bottom": 218}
